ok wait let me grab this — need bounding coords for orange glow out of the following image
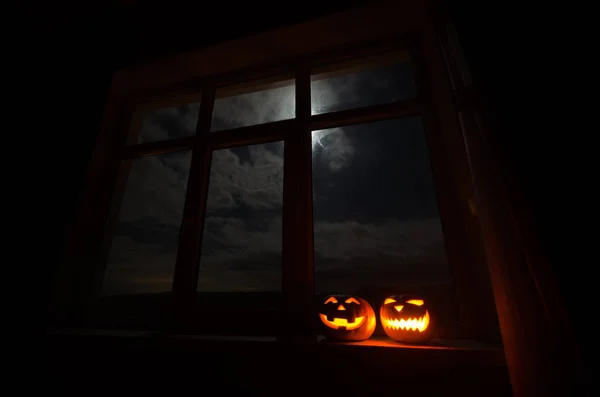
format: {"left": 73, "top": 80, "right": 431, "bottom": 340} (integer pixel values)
{"left": 383, "top": 298, "right": 396, "bottom": 305}
{"left": 325, "top": 297, "right": 338, "bottom": 304}
{"left": 345, "top": 297, "right": 360, "bottom": 304}
{"left": 382, "top": 310, "right": 430, "bottom": 332}
{"left": 394, "top": 305, "right": 404, "bottom": 312}
{"left": 319, "top": 314, "right": 366, "bottom": 330}
{"left": 406, "top": 299, "right": 424, "bottom": 306}
{"left": 337, "top": 305, "right": 346, "bottom": 311}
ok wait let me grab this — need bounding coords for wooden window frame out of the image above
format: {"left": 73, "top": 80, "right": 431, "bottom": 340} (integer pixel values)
{"left": 65, "top": 32, "right": 497, "bottom": 344}
{"left": 54, "top": 0, "right": 500, "bottom": 347}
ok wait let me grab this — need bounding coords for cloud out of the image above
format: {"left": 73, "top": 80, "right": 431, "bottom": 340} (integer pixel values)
{"left": 201, "top": 216, "right": 283, "bottom": 261}
{"left": 314, "top": 218, "right": 446, "bottom": 264}
{"left": 211, "top": 84, "right": 295, "bottom": 131}
{"left": 199, "top": 214, "right": 445, "bottom": 266}
{"left": 138, "top": 103, "right": 200, "bottom": 143}
{"left": 311, "top": 74, "right": 361, "bottom": 114}
{"left": 206, "top": 143, "right": 284, "bottom": 212}
{"left": 310, "top": 61, "right": 417, "bottom": 114}
{"left": 116, "top": 151, "right": 192, "bottom": 227}
{"left": 312, "top": 127, "right": 356, "bottom": 171}
{"left": 105, "top": 213, "right": 448, "bottom": 294}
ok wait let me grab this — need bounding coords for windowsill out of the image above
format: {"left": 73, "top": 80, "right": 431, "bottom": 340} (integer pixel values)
{"left": 46, "top": 328, "right": 511, "bottom": 395}
{"left": 46, "top": 328, "right": 503, "bottom": 361}
{"left": 332, "top": 337, "right": 500, "bottom": 350}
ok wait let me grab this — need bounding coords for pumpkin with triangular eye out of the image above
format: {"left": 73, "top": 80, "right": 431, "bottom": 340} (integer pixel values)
{"left": 318, "top": 295, "right": 376, "bottom": 341}
{"left": 379, "top": 294, "right": 432, "bottom": 343}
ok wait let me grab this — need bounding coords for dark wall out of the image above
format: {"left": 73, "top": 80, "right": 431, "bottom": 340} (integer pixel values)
{"left": 444, "top": 1, "right": 587, "bottom": 366}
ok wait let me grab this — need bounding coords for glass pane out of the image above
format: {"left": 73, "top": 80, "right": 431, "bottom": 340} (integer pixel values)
{"left": 136, "top": 102, "right": 200, "bottom": 144}
{"left": 312, "top": 117, "right": 450, "bottom": 294}
{"left": 102, "top": 150, "right": 192, "bottom": 296}
{"left": 198, "top": 141, "right": 284, "bottom": 295}
{"left": 211, "top": 78, "right": 295, "bottom": 132}
{"left": 311, "top": 51, "right": 417, "bottom": 115}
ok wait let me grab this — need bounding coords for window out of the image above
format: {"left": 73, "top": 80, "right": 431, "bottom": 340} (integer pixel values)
{"left": 211, "top": 77, "right": 295, "bottom": 132}
{"left": 198, "top": 142, "right": 284, "bottom": 294}
{"left": 102, "top": 151, "right": 192, "bottom": 296}
{"left": 193, "top": 142, "right": 284, "bottom": 334}
{"left": 311, "top": 51, "right": 416, "bottom": 115}
{"left": 312, "top": 117, "right": 458, "bottom": 337}
{"left": 92, "top": 99, "right": 198, "bottom": 328}
{"left": 85, "top": 40, "right": 497, "bottom": 345}
{"left": 312, "top": 117, "right": 450, "bottom": 293}
{"left": 127, "top": 96, "right": 202, "bottom": 145}
{"left": 137, "top": 103, "right": 200, "bottom": 144}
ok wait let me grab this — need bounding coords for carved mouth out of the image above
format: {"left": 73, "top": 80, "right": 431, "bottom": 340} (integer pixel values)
{"left": 382, "top": 310, "right": 430, "bottom": 332}
{"left": 319, "top": 314, "right": 366, "bottom": 331}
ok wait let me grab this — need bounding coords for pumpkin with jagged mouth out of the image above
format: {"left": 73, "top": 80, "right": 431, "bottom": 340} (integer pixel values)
{"left": 318, "top": 295, "right": 376, "bottom": 341}
{"left": 380, "top": 294, "right": 432, "bottom": 343}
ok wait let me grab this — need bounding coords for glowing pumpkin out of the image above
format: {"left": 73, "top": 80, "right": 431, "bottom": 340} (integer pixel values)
{"left": 379, "top": 294, "right": 432, "bottom": 343}
{"left": 318, "top": 295, "right": 376, "bottom": 341}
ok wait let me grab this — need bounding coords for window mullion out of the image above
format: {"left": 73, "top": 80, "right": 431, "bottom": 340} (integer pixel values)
{"left": 280, "top": 67, "right": 315, "bottom": 341}
{"left": 121, "top": 136, "right": 196, "bottom": 159}
{"left": 172, "top": 88, "right": 216, "bottom": 328}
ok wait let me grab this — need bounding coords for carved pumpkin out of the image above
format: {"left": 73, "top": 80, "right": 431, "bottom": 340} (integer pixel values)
{"left": 318, "top": 295, "right": 376, "bottom": 341}
{"left": 379, "top": 294, "right": 432, "bottom": 343}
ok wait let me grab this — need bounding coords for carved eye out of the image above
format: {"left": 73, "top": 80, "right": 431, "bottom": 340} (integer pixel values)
{"left": 325, "top": 297, "right": 338, "bottom": 304}
{"left": 384, "top": 298, "right": 396, "bottom": 305}
{"left": 345, "top": 297, "right": 360, "bottom": 305}
{"left": 407, "top": 299, "right": 424, "bottom": 306}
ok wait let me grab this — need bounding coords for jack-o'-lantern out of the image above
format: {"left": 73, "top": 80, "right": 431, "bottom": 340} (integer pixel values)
{"left": 318, "top": 295, "right": 376, "bottom": 341}
{"left": 379, "top": 294, "right": 432, "bottom": 343}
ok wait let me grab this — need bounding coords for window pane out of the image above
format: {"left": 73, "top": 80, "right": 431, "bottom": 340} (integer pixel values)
{"left": 102, "top": 150, "right": 192, "bottom": 296}
{"left": 211, "top": 78, "right": 295, "bottom": 132}
{"left": 311, "top": 51, "right": 417, "bottom": 115}
{"left": 312, "top": 117, "right": 450, "bottom": 295}
{"left": 136, "top": 102, "right": 200, "bottom": 144}
{"left": 198, "top": 141, "right": 284, "bottom": 294}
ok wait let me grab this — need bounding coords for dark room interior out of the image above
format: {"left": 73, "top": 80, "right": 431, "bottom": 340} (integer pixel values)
{"left": 32, "top": 0, "right": 590, "bottom": 395}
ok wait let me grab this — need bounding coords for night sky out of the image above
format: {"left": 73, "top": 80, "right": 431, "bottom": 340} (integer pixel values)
{"left": 102, "top": 52, "right": 452, "bottom": 296}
